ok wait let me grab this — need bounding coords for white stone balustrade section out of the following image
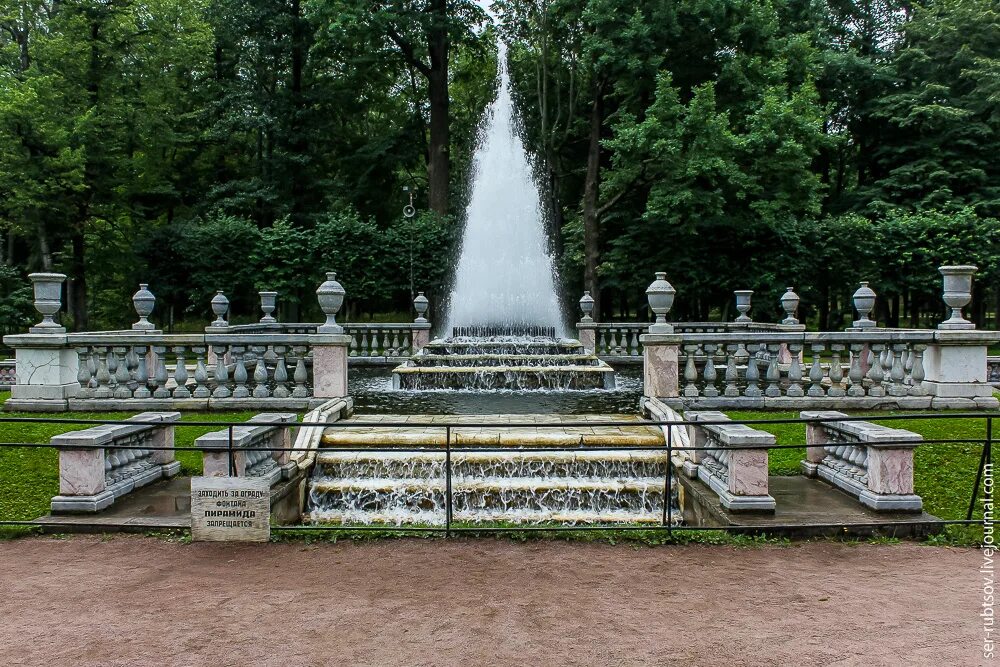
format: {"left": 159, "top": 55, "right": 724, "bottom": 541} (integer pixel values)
{"left": 580, "top": 321, "right": 806, "bottom": 362}
{"left": 228, "top": 323, "right": 430, "bottom": 363}
{"left": 49, "top": 411, "right": 181, "bottom": 513}
{"left": 664, "top": 330, "right": 999, "bottom": 409}
{"left": 681, "top": 410, "right": 776, "bottom": 511}
{"left": 799, "top": 411, "right": 923, "bottom": 511}
{"left": 196, "top": 413, "right": 299, "bottom": 487}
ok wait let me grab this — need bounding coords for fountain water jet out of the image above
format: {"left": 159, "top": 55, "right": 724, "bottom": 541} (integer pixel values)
{"left": 444, "top": 33, "right": 562, "bottom": 335}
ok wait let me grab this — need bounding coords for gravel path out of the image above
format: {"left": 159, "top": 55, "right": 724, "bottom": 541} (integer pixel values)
{"left": 0, "top": 536, "right": 986, "bottom": 666}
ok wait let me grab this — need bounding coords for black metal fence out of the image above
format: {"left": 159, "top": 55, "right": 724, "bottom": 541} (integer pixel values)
{"left": 0, "top": 412, "right": 993, "bottom": 537}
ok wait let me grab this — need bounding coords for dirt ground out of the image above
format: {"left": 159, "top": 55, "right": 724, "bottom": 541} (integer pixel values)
{"left": 0, "top": 536, "right": 987, "bottom": 666}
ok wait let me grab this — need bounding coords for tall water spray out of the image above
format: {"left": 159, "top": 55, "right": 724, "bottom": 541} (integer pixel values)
{"left": 445, "top": 31, "right": 563, "bottom": 335}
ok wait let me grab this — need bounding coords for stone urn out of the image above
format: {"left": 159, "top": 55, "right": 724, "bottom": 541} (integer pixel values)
{"left": 210, "top": 290, "right": 229, "bottom": 327}
{"left": 317, "top": 272, "right": 345, "bottom": 333}
{"left": 28, "top": 272, "right": 66, "bottom": 333}
{"left": 259, "top": 291, "right": 278, "bottom": 323}
{"left": 579, "top": 291, "right": 595, "bottom": 322}
{"left": 780, "top": 287, "right": 800, "bottom": 325}
{"left": 734, "top": 290, "right": 753, "bottom": 323}
{"left": 131, "top": 283, "right": 156, "bottom": 330}
{"left": 852, "top": 282, "right": 876, "bottom": 328}
{"left": 938, "top": 265, "right": 977, "bottom": 330}
{"left": 645, "top": 272, "right": 676, "bottom": 333}
{"left": 413, "top": 291, "right": 430, "bottom": 323}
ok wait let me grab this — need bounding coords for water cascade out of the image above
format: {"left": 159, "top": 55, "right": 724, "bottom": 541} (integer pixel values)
{"left": 307, "top": 449, "right": 679, "bottom": 526}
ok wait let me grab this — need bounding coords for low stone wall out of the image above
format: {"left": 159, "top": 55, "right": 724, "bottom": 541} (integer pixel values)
{"left": 800, "top": 411, "right": 923, "bottom": 511}
{"left": 50, "top": 411, "right": 182, "bottom": 513}
{"left": 680, "top": 411, "right": 776, "bottom": 512}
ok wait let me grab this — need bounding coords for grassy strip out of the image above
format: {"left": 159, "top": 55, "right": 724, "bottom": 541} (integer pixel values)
{"left": 0, "top": 401, "right": 261, "bottom": 522}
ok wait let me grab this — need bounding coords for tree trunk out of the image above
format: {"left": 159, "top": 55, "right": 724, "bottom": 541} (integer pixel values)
{"left": 426, "top": 0, "right": 450, "bottom": 215}
{"left": 289, "top": 0, "right": 307, "bottom": 224}
{"left": 581, "top": 81, "right": 604, "bottom": 318}
{"left": 69, "top": 223, "right": 87, "bottom": 330}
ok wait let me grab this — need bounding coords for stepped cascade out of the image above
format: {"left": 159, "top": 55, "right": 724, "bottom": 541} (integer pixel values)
{"left": 391, "top": 336, "right": 615, "bottom": 390}
{"left": 306, "top": 414, "right": 680, "bottom": 526}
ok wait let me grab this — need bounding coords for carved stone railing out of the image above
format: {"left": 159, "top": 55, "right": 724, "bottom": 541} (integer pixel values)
{"left": 989, "top": 356, "right": 1000, "bottom": 386}
{"left": 50, "top": 411, "right": 181, "bottom": 512}
{"left": 582, "top": 322, "right": 799, "bottom": 362}
{"left": 229, "top": 323, "right": 429, "bottom": 364}
{"left": 673, "top": 331, "right": 934, "bottom": 409}
{"left": 681, "top": 410, "right": 776, "bottom": 511}
{"left": 0, "top": 359, "right": 14, "bottom": 390}
{"left": 196, "top": 412, "right": 299, "bottom": 486}
{"left": 4, "top": 330, "right": 352, "bottom": 411}
{"left": 800, "top": 411, "right": 923, "bottom": 511}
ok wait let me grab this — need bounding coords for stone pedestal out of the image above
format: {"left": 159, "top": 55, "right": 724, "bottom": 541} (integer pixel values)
{"left": 411, "top": 323, "right": 432, "bottom": 352}
{"left": 3, "top": 334, "right": 79, "bottom": 408}
{"left": 577, "top": 323, "right": 597, "bottom": 354}
{"left": 922, "top": 330, "right": 998, "bottom": 407}
{"left": 310, "top": 334, "right": 352, "bottom": 398}
{"left": 641, "top": 333, "right": 682, "bottom": 398}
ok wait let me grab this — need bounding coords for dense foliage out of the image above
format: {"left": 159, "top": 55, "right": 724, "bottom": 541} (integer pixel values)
{"left": 1, "top": 0, "right": 998, "bottom": 330}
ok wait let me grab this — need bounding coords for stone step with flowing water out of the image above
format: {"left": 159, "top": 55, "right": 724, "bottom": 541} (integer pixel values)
{"left": 304, "top": 414, "right": 679, "bottom": 526}
{"left": 392, "top": 336, "right": 616, "bottom": 391}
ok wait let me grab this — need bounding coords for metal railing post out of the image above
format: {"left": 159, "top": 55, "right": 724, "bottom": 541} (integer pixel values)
{"left": 228, "top": 424, "right": 235, "bottom": 477}
{"left": 663, "top": 425, "right": 673, "bottom": 532}
{"left": 967, "top": 417, "right": 992, "bottom": 521}
{"left": 445, "top": 425, "right": 452, "bottom": 538}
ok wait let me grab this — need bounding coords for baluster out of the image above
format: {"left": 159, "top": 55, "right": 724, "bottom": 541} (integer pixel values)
{"left": 107, "top": 348, "right": 120, "bottom": 396}
{"left": 886, "top": 344, "right": 907, "bottom": 397}
{"left": 76, "top": 347, "right": 93, "bottom": 399}
{"left": 903, "top": 346, "right": 914, "bottom": 383}
{"left": 172, "top": 346, "right": 191, "bottom": 398}
{"left": 828, "top": 343, "right": 846, "bottom": 397}
{"left": 273, "top": 345, "right": 290, "bottom": 398}
{"left": 629, "top": 331, "right": 639, "bottom": 356}
{"left": 112, "top": 347, "right": 131, "bottom": 399}
{"left": 252, "top": 344, "right": 270, "bottom": 398}
{"left": 360, "top": 332, "right": 370, "bottom": 357}
{"left": 683, "top": 344, "right": 700, "bottom": 397}
{"left": 867, "top": 343, "right": 885, "bottom": 397}
{"left": 744, "top": 343, "right": 762, "bottom": 397}
{"left": 292, "top": 345, "right": 309, "bottom": 398}
{"left": 232, "top": 346, "right": 250, "bottom": 398}
{"left": 94, "top": 347, "right": 112, "bottom": 399}
{"left": 765, "top": 343, "right": 782, "bottom": 397}
{"left": 702, "top": 343, "right": 719, "bottom": 398}
{"left": 402, "top": 331, "right": 412, "bottom": 355}
{"left": 597, "top": 329, "right": 607, "bottom": 355}
{"left": 391, "top": 332, "right": 401, "bottom": 357}
{"left": 151, "top": 345, "right": 170, "bottom": 399}
{"left": 847, "top": 343, "right": 866, "bottom": 397}
{"left": 134, "top": 345, "right": 151, "bottom": 399}
{"left": 807, "top": 342, "right": 825, "bottom": 397}
{"left": 192, "top": 346, "right": 210, "bottom": 398}
{"left": 124, "top": 347, "right": 138, "bottom": 394}
{"left": 909, "top": 344, "right": 927, "bottom": 396}
{"left": 724, "top": 344, "right": 740, "bottom": 397}
{"left": 786, "top": 342, "right": 804, "bottom": 397}
{"left": 349, "top": 330, "right": 358, "bottom": 357}
{"left": 212, "top": 344, "right": 231, "bottom": 398}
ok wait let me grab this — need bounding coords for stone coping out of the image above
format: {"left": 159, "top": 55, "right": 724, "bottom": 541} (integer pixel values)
{"left": 683, "top": 410, "right": 776, "bottom": 447}
{"left": 392, "top": 363, "right": 613, "bottom": 374}
{"left": 800, "top": 410, "right": 923, "bottom": 447}
{"left": 320, "top": 413, "right": 665, "bottom": 448}
{"left": 195, "top": 413, "right": 297, "bottom": 450}
{"left": 50, "top": 411, "right": 181, "bottom": 448}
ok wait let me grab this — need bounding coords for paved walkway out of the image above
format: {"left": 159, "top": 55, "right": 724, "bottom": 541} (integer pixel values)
{"left": 0, "top": 536, "right": 984, "bottom": 666}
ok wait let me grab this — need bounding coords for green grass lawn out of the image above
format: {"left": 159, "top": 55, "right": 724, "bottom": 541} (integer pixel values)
{"left": 0, "top": 394, "right": 261, "bottom": 522}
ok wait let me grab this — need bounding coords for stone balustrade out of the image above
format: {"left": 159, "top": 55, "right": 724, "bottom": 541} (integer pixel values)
{"left": 800, "top": 411, "right": 923, "bottom": 511}
{"left": 196, "top": 413, "right": 298, "bottom": 486}
{"left": 49, "top": 411, "right": 181, "bottom": 512}
{"left": 680, "top": 410, "right": 776, "bottom": 511}
{"left": 0, "top": 360, "right": 14, "bottom": 390}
